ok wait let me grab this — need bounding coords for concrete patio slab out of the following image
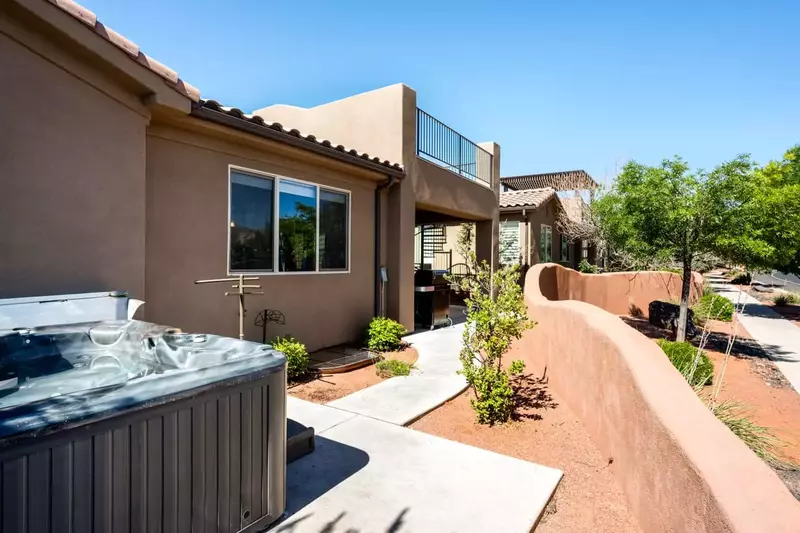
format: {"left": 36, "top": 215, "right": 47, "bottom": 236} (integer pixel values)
{"left": 287, "top": 395, "right": 357, "bottom": 434}
{"left": 709, "top": 277, "right": 800, "bottom": 394}
{"left": 276, "top": 400, "right": 562, "bottom": 533}
{"left": 327, "top": 324, "right": 468, "bottom": 425}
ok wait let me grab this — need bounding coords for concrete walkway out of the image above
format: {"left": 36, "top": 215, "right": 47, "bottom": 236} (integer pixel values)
{"left": 327, "top": 324, "right": 468, "bottom": 425}
{"left": 708, "top": 275, "right": 800, "bottom": 394}
{"left": 278, "top": 397, "right": 562, "bottom": 533}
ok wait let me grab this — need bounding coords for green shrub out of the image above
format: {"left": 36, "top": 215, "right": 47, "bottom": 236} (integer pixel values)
{"left": 730, "top": 272, "right": 752, "bottom": 285}
{"left": 657, "top": 339, "right": 714, "bottom": 387}
{"left": 450, "top": 225, "right": 533, "bottom": 425}
{"left": 578, "top": 259, "right": 598, "bottom": 274}
{"left": 702, "top": 282, "right": 716, "bottom": 296}
{"left": 773, "top": 293, "right": 800, "bottom": 306}
{"left": 272, "top": 335, "right": 309, "bottom": 379}
{"left": 692, "top": 293, "right": 734, "bottom": 322}
{"left": 366, "top": 317, "right": 407, "bottom": 352}
{"left": 375, "top": 358, "right": 414, "bottom": 378}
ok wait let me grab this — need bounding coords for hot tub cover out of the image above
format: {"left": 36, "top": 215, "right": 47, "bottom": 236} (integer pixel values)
{"left": 0, "top": 320, "right": 285, "bottom": 442}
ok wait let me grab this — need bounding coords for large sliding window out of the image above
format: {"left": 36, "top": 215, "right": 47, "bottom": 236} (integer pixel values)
{"left": 228, "top": 166, "right": 350, "bottom": 274}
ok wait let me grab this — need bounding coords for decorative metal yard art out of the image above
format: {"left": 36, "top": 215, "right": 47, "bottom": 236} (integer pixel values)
{"left": 255, "top": 309, "right": 286, "bottom": 344}
{"left": 194, "top": 274, "right": 263, "bottom": 340}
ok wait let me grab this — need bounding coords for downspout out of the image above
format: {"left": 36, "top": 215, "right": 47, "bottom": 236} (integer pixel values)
{"left": 374, "top": 175, "right": 397, "bottom": 317}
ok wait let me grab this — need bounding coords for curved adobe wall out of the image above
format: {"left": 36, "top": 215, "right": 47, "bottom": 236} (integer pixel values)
{"left": 536, "top": 265, "right": 704, "bottom": 317}
{"left": 514, "top": 263, "right": 800, "bottom": 532}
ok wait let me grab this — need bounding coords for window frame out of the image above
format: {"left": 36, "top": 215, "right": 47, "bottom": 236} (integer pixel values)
{"left": 227, "top": 164, "right": 351, "bottom": 276}
{"left": 540, "top": 224, "right": 553, "bottom": 263}
{"left": 560, "top": 234, "right": 570, "bottom": 262}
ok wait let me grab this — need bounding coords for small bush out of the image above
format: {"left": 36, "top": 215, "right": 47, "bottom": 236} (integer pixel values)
{"left": 366, "top": 317, "right": 407, "bottom": 352}
{"left": 375, "top": 358, "right": 413, "bottom": 378}
{"left": 657, "top": 339, "right": 714, "bottom": 386}
{"left": 578, "top": 259, "right": 598, "bottom": 274}
{"left": 730, "top": 272, "right": 752, "bottom": 285}
{"left": 773, "top": 293, "right": 800, "bottom": 306}
{"left": 272, "top": 335, "right": 309, "bottom": 379}
{"left": 692, "top": 293, "right": 734, "bottom": 322}
{"left": 710, "top": 400, "right": 784, "bottom": 464}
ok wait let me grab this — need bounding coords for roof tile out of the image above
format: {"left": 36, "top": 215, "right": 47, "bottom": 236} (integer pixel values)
{"left": 48, "top": 0, "right": 200, "bottom": 102}
{"left": 499, "top": 188, "right": 556, "bottom": 209}
{"left": 193, "top": 100, "right": 404, "bottom": 172}
{"left": 96, "top": 23, "right": 139, "bottom": 57}
{"left": 47, "top": 0, "right": 404, "bottom": 172}
{"left": 53, "top": 0, "right": 95, "bottom": 27}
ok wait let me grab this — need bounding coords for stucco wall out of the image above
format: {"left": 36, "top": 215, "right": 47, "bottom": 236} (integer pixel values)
{"left": 145, "top": 125, "right": 381, "bottom": 351}
{"left": 415, "top": 158, "right": 497, "bottom": 221}
{"left": 513, "top": 263, "right": 800, "bottom": 532}
{"left": 254, "top": 84, "right": 406, "bottom": 165}
{"left": 537, "top": 265, "right": 703, "bottom": 316}
{"left": 0, "top": 19, "right": 148, "bottom": 299}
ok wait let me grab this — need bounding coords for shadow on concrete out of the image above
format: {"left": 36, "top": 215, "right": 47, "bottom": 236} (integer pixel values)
{"left": 277, "top": 436, "right": 370, "bottom": 530}
{"left": 273, "top": 507, "right": 410, "bottom": 533}
{"left": 511, "top": 373, "right": 559, "bottom": 421}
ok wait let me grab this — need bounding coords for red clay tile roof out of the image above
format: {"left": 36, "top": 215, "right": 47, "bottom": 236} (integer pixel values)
{"left": 49, "top": 0, "right": 200, "bottom": 101}
{"left": 499, "top": 187, "right": 556, "bottom": 209}
{"left": 501, "top": 170, "right": 598, "bottom": 191}
{"left": 195, "top": 100, "right": 405, "bottom": 174}
{"left": 47, "top": 0, "right": 405, "bottom": 174}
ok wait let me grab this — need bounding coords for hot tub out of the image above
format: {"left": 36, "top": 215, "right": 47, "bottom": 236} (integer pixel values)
{"left": 0, "top": 319, "right": 287, "bottom": 533}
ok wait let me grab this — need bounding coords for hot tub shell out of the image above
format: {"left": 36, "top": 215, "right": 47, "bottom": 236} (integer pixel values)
{"left": 0, "top": 317, "right": 287, "bottom": 533}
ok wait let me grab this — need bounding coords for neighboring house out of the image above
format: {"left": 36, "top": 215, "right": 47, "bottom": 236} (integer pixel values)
{"left": 498, "top": 188, "right": 575, "bottom": 269}
{"left": 497, "top": 170, "right": 600, "bottom": 270}
{"left": 0, "top": 0, "right": 498, "bottom": 349}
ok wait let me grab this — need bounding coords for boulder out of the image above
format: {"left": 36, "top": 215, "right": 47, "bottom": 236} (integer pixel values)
{"left": 648, "top": 301, "right": 698, "bottom": 337}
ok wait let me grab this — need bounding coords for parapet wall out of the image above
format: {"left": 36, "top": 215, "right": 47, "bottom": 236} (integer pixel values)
{"left": 513, "top": 263, "right": 800, "bottom": 532}
{"left": 535, "top": 265, "right": 703, "bottom": 316}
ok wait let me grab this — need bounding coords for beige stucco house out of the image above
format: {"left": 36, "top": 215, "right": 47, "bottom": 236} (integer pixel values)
{"left": 497, "top": 170, "right": 598, "bottom": 271}
{"left": 0, "top": 0, "right": 500, "bottom": 350}
{"left": 254, "top": 86, "right": 502, "bottom": 329}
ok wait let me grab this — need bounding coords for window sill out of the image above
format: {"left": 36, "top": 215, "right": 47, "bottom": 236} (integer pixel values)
{"left": 229, "top": 270, "right": 350, "bottom": 277}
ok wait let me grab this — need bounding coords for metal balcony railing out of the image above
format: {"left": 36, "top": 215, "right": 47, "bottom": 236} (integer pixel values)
{"left": 416, "top": 108, "right": 493, "bottom": 186}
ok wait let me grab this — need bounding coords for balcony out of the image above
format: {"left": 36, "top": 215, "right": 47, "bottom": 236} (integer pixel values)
{"left": 416, "top": 108, "right": 493, "bottom": 186}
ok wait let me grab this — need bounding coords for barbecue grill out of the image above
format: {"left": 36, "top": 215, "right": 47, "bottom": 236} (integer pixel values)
{"left": 414, "top": 269, "right": 451, "bottom": 329}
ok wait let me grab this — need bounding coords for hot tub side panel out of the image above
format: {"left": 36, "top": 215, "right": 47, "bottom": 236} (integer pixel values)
{"left": 0, "top": 371, "right": 286, "bottom": 533}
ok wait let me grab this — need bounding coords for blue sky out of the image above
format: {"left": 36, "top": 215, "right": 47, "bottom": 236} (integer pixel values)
{"left": 80, "top": 0, "right": 798, "bottom": 185}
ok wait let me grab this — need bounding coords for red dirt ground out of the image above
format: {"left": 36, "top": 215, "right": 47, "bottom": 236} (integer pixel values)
{"left": 623, "top": 315, "right": 800, "bottom": 498}
{"left": 624, "top": 316, "right": 800, "bottom": 463}
{"left": 411, "top": 374, "right": 641, "bottom": 533}
{"left": 288, "top": 346, "right": 418, "bottom": 404}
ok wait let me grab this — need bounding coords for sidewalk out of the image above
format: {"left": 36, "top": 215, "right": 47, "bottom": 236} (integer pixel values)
{"left": 708, "top": 276, "right": 800, "bottom": 394}
{"left": 327, "top": 323, "right": 468, "bottom": 425}
{"left": 280, "top": 398, "right": 562, "bottom": 532}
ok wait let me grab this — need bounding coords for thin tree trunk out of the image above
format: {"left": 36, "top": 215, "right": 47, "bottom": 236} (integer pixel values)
{"left": 676, "top": 256, "right": 693, "bottom": 342}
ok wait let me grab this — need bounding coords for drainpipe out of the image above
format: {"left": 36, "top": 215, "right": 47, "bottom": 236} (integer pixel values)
{"left": 375, "top": 175, "right": 397, "bottom": 317}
